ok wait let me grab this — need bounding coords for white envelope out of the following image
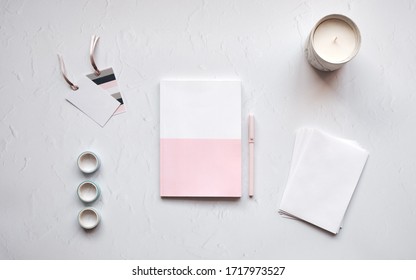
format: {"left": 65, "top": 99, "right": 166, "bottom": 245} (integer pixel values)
{"left": 66, "top": 77, "right": 120, "bottom": 127}
{"left": 279, "top": 128, "right": 369, "bottom": 234}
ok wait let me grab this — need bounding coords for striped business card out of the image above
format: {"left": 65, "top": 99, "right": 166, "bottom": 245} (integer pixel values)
{"left": 87, "top": 67, "right": 126, "bottom": 115}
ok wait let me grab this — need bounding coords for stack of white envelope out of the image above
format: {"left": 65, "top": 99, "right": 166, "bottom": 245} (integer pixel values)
{"left": 279, "top": 128, "right": 369, "bottom": 234}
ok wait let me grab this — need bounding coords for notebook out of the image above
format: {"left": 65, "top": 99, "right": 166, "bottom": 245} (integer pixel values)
{"left": 160, "top": 80, "right": 241, "bottom": 197}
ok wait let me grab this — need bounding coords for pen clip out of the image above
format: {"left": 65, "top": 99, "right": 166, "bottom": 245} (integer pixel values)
{"left": 249, "top": 114, "right": 255, "bottom": 143}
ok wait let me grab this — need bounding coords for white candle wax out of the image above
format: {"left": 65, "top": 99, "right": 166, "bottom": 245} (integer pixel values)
{"left": 313, "top": 18, "right": 357, "bottom": 63}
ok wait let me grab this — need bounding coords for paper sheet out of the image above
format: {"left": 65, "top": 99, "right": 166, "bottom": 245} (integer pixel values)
{"left": 66, "top": 77, "right": 120, "bottom": 127}
{"left": 279, "top": 128, "right": 369, "bottom": 234}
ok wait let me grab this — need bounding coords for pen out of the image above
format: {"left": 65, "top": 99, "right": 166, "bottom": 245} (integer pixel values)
{"left": 249, "top": 113, "right": 255, "bottom": 197}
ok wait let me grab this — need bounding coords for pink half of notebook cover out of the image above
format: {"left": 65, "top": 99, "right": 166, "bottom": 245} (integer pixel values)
{"left": 160, "top": 138, "right": 241, "bottom": 197}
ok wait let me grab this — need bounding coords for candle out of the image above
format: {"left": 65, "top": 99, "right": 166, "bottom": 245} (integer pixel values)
{"left": 306, "top": 14, "right": 361, "bottom": 71}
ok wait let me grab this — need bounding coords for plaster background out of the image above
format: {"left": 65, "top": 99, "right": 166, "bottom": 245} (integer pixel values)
{"left": 1, "top": 0, "right": 416, "bottom": 259}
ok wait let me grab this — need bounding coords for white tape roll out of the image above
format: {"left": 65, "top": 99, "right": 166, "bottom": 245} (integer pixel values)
{"left": 77, "top": 151, "right": 100, "bottom": 173}
{"left": 78, "top": 207, "right": 100, "bottom": 230}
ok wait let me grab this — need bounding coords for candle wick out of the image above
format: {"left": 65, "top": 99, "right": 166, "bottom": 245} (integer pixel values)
{"left": 333, "top": 36, "right": 338, "bottom": 43}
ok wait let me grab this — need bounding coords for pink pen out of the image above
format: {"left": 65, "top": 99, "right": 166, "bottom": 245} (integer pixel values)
{"left": 249, "top": 113, "right": 255, "bottom": 197}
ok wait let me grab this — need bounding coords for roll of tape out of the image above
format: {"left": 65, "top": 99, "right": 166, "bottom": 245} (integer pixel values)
{"left": 77, "top": 181, "right": 100, "bottom": 203}
{"left": 77, "top": 151, "right": 100, "bottom": 173}
{"left": 78, "top": 207, "right": 100, "bottom": 230}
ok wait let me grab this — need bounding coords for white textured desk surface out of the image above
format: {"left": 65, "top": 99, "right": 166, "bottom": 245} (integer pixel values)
{"left": 1, "top": 0, "right": 416, "bottom": 259}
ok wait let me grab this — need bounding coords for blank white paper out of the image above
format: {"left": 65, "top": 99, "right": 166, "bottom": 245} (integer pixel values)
{"left": 279, "top": 128, "right": 369, "bottom": 234}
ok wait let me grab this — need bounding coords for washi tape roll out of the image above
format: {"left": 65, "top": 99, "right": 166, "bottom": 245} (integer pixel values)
{"left": 77, "top": 181, "right": 100, "bottom": 203}
{"left": 77, "top": 151, "right": 100, "bottom": 173}
{"left": 78, "top": 207, "right": 100, "bottom": 230}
